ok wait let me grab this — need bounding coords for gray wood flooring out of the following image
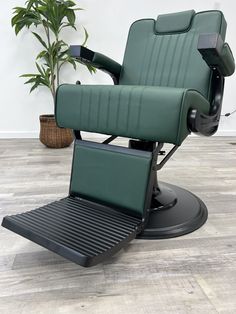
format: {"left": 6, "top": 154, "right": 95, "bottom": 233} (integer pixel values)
{"left": 0, "top": 137, "right": 235, "bottom": 314}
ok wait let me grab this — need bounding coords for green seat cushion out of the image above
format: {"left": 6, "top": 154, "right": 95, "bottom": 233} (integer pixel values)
{"left": 56, "top": 84, "right": 210, "bottom": 145}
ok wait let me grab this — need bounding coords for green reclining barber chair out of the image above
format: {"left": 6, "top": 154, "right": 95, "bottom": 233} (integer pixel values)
{"left": 2, "top": 10, "right": 235, "bottom": 267}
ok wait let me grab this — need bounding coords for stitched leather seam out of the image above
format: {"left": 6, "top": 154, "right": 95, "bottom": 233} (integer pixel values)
{"left": 159, "top": 35, "right": 172, "bottom": 86}
{"left": 182, "top": 31, "right": 196, "bottom": 87}
{"left": 152, "top": 36, "right": 164, "bottom": 86}
{"left": 166, "top": 34, "right": 180, "bottom": 86}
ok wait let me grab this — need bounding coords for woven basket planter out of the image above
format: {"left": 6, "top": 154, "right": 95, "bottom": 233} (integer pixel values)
{"left": 39, "top": 114, "right": 74, "bottom": 148}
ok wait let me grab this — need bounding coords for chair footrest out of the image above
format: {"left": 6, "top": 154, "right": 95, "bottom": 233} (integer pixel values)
{"left": 2, "top": 197, "right": 142, "bottom": 267}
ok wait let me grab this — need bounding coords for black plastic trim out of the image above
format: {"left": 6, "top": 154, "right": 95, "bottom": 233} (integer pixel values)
{"left": 188, "top": 69, "right": 225, "bottom": 136}
{"left": 138, "top": 182, "right": 208, "bottom": 239}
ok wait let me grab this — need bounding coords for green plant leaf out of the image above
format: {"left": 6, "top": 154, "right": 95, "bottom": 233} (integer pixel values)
{"left": 25, "top": 77, "right": 38, "bottom": 84}
{"left": 12, "top": 0, "right": 93, "bottom": 98}
{"left": 86, "top": 64, "right": 96, "bottom": 74}
{"left": 82, "top": 27, "right": 89, "bottom": 46}
{"left": 32, "top": 32, "right": 47, "bottom": 48}
{"left": 35, "top": 62, "right": 44, "bottom": 75}
{"left": 36, "top": 50, "right": 48, "bottom": 60}
{"left": 30, "top": 82, "right": 40, "bottom": 93}
{"left": 20, "top": 74, "right": 38, "bottom": 77}
{"left": 66, "top": 9, "right": 75, "bottom": 25}
{"left": 15, "top": 23, "right": 26, "bottom": 35}
{"left": 67, "top": 57, "right": 77, "bottom": 70}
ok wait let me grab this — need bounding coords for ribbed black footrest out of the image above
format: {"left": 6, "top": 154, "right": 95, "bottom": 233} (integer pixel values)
{"left": 2, "top": 197, "right": 142, "bottom": 267}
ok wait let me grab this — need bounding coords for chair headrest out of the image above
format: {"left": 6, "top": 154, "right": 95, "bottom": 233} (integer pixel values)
{"left": 155, "top": 10, "right": 195, "bottom": 34}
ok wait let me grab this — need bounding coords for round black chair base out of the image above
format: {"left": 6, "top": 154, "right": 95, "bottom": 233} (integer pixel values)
{"left": 138, "top": 182, "right": 208, "bottom": 239}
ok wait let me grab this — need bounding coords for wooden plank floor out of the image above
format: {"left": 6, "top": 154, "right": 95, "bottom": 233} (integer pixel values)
{"left": 0, "top": 137, "right": 235, "bottom": 314}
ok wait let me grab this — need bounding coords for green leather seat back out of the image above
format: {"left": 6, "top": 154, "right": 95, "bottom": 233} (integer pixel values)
{"left": 120, "top": 10, "right": 226, "bottom": 100}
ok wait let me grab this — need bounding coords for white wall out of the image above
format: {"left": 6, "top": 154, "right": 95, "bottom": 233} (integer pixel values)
{"left": 0, "top": 0, "right": 235, "bottom": 138}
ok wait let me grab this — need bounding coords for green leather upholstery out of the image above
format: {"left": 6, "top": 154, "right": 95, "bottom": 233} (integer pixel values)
{"left": 56, "top": 84, "right": 209, "bottom": 145}
{"left": 70, "top": 141, "right": 152, "bottom": 217}
{"left": 155, "top": 10, "right": 195, "bottom": 33}
{"left": 56, "top": 10, "right": 231, "bottom": 145}
{"left": 219, "top": 43, "right": 235, "bottom": 76}
{"left": 120, "top": 10, "right": 226, "bottom": 99}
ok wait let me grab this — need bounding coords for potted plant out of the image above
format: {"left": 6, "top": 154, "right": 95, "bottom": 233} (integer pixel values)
{"left": 12, "top": 0, "right": 94, "bottom": 148}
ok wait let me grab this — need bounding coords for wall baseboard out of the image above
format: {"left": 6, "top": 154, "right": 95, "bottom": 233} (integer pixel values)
{"left": 0, "top": 130, "right": 236, "bottom": 139}
{"left": 215, "top": 130, "right": 236, "bottom": 136}
{"left": 0, "top": 131, "right": 39, "bottom": 138}
{"left": 0, "top": 131, "right": 106, "bottom": 139}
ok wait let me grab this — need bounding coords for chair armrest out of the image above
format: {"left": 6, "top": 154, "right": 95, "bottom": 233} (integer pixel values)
{"left": 190, "top": 33, "right": 234, "bottom": 136}
{"left": 69, "top": 45, "right": 122, "bottom": 84}
{"left": 198, "top": 33, "right": 235, "bottom": 77}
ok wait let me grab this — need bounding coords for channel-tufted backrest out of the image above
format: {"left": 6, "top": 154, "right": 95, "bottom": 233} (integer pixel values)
{"left": 119, "top": 10, "right": 227, "bottom": 100}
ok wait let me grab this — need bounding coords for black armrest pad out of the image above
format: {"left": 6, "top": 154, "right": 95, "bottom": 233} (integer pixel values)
{"left": 198, "top": 33, "right": 235, "bottom": 77}
{"left": 69, "top": 45, "right": 122, "bottom": 83}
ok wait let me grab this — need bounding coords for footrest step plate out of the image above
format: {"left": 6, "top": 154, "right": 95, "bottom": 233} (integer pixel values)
{"left": 2, "top": 197, "right": 142, "bottom": 267}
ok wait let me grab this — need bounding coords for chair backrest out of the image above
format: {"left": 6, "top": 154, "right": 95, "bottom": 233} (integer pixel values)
{"left": 119, "top": 10, "right": 226, "bottom": 100}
